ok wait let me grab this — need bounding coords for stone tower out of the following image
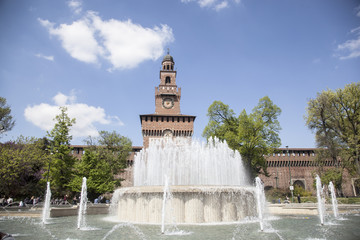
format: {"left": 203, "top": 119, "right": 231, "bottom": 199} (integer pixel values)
{"left": 140, "top": 52, "right": 196, "bottom": 148}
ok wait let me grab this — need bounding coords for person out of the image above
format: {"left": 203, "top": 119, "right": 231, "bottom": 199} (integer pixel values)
{"left": 284, "top": 196, "right": 290, "bottom": 204}
{"left": 297, "top": 194, "right": 301, "bottom": 203}
{"left": 73, "top": 196, "right": 77, "bottom": 205}
{"left": 277, "top": 198, "right": 281, "bottom": 204}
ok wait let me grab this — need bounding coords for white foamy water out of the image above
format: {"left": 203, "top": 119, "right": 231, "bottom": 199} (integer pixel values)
{"left": 134, "top": 137, "right": 249, "bottom": 186}
{"left": 77, "top": 177, "right": 88, "bottom": 229}
{"left": 42, "top": 181, "right": 51, "bottom": 224}
{"left": 316, "top": 175, "right": 325, "bottom": 225}
{"left": 328, "top": 181, "right": 339, "bottom": 218}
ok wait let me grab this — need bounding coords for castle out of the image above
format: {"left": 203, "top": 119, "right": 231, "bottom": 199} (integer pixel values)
{"left": 71, "top": 53, "right": 359, "bottom": 197}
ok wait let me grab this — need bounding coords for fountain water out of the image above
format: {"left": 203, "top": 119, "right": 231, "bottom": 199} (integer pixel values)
{"left": 42, "top": 181, "right": 51, "bottom": 224}
{"left": 161, "top": 175, "right": 169, "bottom": 234}
{"left": 114, "top": 137, "right": 257, "bottom": 224}
{"left": 315, "top": 175, "right": 325, "bottom": 225}
{"left": 328, "top": 181, "right": 339, "bottom": 218}
{"left": 134, "top": 137, "right": 248, "bottom": 186}
{"left": 77, "top": 177, "right": 88, "bottom": 229}
{"left": 255, "top": 177, "right": 265, "bottom": 231}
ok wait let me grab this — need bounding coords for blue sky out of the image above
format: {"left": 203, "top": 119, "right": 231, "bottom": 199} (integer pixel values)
{"left": 0, "top": 0, "right": 359, "bottom": 148}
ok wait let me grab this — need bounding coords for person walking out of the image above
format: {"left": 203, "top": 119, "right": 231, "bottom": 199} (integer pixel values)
{"left": 297, "top": 194, "right": 301, "bottom": 203}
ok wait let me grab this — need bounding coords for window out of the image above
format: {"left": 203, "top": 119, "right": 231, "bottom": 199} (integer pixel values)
{"left": 165, "top": 76, "right": 171, "bottom": 84}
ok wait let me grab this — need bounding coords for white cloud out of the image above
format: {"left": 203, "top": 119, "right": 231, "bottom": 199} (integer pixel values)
{"left": 335, "top": 6, "right": 360, "bottom": 60}
{"left": 39, "top": 17, "right": 102, "bottom": 64}
{"left": 35, "top": 53, "right": 54, "bottom": 61}
{"left": 90, "top": 12, "right": 174, "bottom": 70}
{"left": 336, "top": 27, "right": 360, "bottom": 60}
{"left": 39, "top": 10, "right": 174, "bottom": 70}
{"left": 356, "top": 5, "right": 360, "bottom": 17}
{"left": 214, "top": 1, "right": 229, "bottom": 11}
{"left": 24, "top": 92, "right": 123, "bottom": 138}
{"left": 181, "top": 0, "right": 239, "bottom": 11}
{"left": 53, "top": 92, "right": 76, "bottom": 105}
{"left": 68, "top": 0, "right": 82, "bottom": 14}
{"left": 199, "top": 0, "right": 217, "bottom": 8}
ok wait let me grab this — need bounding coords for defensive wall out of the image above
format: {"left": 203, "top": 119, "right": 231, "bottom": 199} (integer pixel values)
{"left": 70, "top": 146, "right": 359, "bottom": 196}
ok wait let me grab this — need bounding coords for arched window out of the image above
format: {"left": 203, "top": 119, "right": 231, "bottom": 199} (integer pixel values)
{"left": 165, "top": 76, "right": 171, "bottom": 84}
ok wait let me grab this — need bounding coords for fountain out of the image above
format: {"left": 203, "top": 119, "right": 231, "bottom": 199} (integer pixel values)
{"left": 255, "top": 177, "right": 265, "bottom": 231}
{"left": 315, "top": 175, "right": 325, "bottom": 225}
{"left": 77, "top": 177, "right": 88, "bottom": 229}
{"left": 161, "top": 175, "right": 169, "bottom": 234}
{"left": 328, "top": 181, "right": 339, "bottom": 218}
{"left": 113, "top": 137, "right": 258, "bottom": 224}
{"left": 2, "top": 141, "right": 360, "bottom": 239}
{"left": 41, "top": 181, "right": 51, "bottom": 224}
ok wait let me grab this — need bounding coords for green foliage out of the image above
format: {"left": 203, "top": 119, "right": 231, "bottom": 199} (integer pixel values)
{"left": 70, "top": 130, "right": 132, "bottom": 199}
{"left": 46, "top": 107, "right": 76, "bottom": 196}
{"left": 203, "top": 96, "right": 281, "bottom": 178}
{"left": 0, "top": 97, "right": 15, "bottom": 136}
{"left": 97, "top": 131, "right": 132, "bottom": 173}
{"left": 69, "top": 150, "right": 118, "bottom": 200}
{"left": 293, "top": 185, "right": 312, "bottom": 197}
{"left": 336, "top": 197, "right": 360, "bottom": 204}
{"left": 305, "top": 82, "right": 360, "bottom": 175}
{"left": 265, "top": 188, "right": 291, "bottom": 202}
{"left": 320, "top": 168, "right": 343, "bottom": 190}
{"left": 0, "top": 136, "right": 48, "bottom": 198}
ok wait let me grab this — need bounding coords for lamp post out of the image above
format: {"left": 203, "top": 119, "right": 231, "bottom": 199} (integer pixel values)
{"left": 286, "top": 146, "right": 294, "bottom": 202}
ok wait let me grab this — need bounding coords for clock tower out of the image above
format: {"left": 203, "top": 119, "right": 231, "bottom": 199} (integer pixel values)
{"left": 140, "top": 52, "right": 196, "bottom": 148}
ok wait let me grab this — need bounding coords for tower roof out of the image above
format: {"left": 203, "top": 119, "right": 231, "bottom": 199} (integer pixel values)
{"left": 162, "top": 49, "right": 174, "bottom": 63}
{"left": 162, "top": 54, "right": 174, "bottom": 63}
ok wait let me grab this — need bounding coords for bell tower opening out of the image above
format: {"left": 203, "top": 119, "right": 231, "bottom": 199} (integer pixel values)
{"left": 165, "top": 76, "right": 171, "bottom": 84}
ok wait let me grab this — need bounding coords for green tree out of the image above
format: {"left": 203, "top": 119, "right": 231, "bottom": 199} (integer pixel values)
{"left": 69, "top": 130, "right": 132, "bottom": 199}
{"left": 97, "top": 130, "right": 132, "bottom": 173}
{"left": 69, "top": 149, "right": 118, "bottom": 200}
{"left": 305, "top": 82, "right": 360, "bottom": 175}
{"left": 46, "top": 107, "right": 76, "bottom": 196}
{"left": 0, "top": 97, "right": 15, "bottom": 136}
{"left": 0, "top": 136, "right": 48, "bottom": 199}
{"left": 203, "top": 96, "right": 282, "bottom": 179}
{"left": 320, "top": 168, "right": 343, "bottom": 190}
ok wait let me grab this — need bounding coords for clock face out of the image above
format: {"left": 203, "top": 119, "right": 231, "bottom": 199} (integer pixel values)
{"left": 162, "top": 97, "right": 174, "bottom": 109}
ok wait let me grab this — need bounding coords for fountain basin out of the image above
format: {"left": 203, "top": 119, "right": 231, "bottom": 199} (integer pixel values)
{"left": 116, "top": 185, "right": 257, "bottom": 224}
